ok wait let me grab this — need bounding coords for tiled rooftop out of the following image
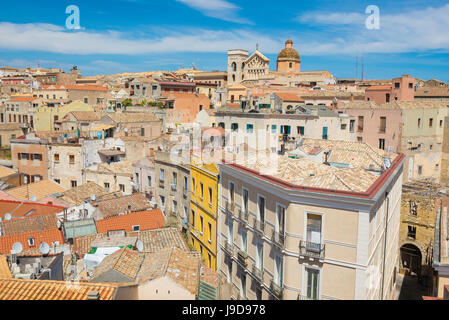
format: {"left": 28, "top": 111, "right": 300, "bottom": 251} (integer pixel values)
{"left": 128, "top": 227, "right": 188, "bottom": 253}
{"left": 6, "top": 180, "right": 66, "bottom": 201}
{"left": 0, "top": 255, "right": 12, "bottom": 279}
{"left": 93, "top": 193, "right": 152, "bottom": 219}
{"left": 0, "top": 199, "right": 66, "bottom": 219}
{"left": 0, "top": 278, "right": 121, "bottom": 300}
{"left": 0, "top": 166, "right": 16, "bottom": 178}
{"left": 92, "top": 247, "right": 144, "bottom": 282}
{"left": 228, "top": 139, "right": 398, "bottom": 193}
{"left": 59, "top": 182, "right": 109, "bottom": 206}
{"left": 107, "top": 113, "right": 160, "bottom": 123}
{"left": 95, "top": 209, "right": 165, "bottom": 234}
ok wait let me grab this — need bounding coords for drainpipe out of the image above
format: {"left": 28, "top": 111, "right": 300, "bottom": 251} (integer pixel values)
{"left": 381, "top": 192, "right": 389, "bottom": 300}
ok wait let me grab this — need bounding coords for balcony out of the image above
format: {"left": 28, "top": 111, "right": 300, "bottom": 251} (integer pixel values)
{"left": 170, "top": 183, "right": 177, "bottom": 193}
{"left": 253, "top": 219, "right": 265, "bottom": 236}
{"left": 299, "top": 240, "right": 325, "bottom": 259}
{"left": 270, "top": 280, "right": 283, "bottom": 300}
{"left": 251, "top": 264, "right": 264, "bottom": 283}
{"left": 272, "top": 230, "right": 286, "bottom": 249}
{"left": 224, "top": 200, "right": 235, "bottom": 217}
{"left": 224, "top": 242, "right": 235, "bottom": 257}
{"left": 237, "top": 250, "right": 248, "bottom": 268}
{"left": 238, "top": 209, "right": 249, "bottom": 224}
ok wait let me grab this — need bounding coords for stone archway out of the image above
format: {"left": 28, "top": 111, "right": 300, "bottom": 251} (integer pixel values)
{"left": 400, "top": 243, "right": 422, "bottom": 276}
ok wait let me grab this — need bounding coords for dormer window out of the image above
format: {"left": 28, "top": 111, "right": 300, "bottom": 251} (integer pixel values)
{"left": 28, "top": 237, "right": 35, "bottom": 246}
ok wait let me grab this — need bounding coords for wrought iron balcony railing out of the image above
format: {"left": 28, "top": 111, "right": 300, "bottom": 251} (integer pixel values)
{"left": 224, "top": 241, "right": 235, "bottom": 257}
{"left": 253, "top": 219, "right": 265, "bottom": 235}
{"left": 238, "top": 209, "right": 249, "bottom": 223}
{"left": 272, "top": 230, "right": 286, "bottom": 249}
{"left": 299, "top": 240, "right": 325, "bottom": 259}
{"left": 251, "top": 264, "right": 264, "bottom": 283}
{"left": 270, "top": 280, "right": 283, "bottom": 300}
{"left": 237, "top": 250, "right": 248, "bottom": 268}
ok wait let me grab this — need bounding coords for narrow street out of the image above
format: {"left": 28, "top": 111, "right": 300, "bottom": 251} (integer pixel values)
{"left": 397, "top": 274, "right": 432, "bottom": 300}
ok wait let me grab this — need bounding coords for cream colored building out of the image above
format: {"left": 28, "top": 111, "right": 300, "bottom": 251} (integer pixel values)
{"left": 217, "top": 140, "right": 405, "bottom": 300}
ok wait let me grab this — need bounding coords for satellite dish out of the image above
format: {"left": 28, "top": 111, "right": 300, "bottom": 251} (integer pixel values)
{"left": 39, "top": 242, "right": 50, "bottom": 255}
{"left": 31, "top": 196, "right": 37, "bottom": 202}
{"left": 57, "top": 220, "right": 62, "bottom": 229}
{"left": 136, "top": 240, "right": 144, "bottom": 252}
{"left": 4, "top": 213, "right": 11, "bottom": 221}
{"left": 12, "top": 242, "right": 23, "bottom": 254}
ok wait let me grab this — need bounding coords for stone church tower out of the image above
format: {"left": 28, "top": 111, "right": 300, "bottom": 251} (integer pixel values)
{"left": 276, "top": 39, "right": 301, "bottom": 73}
{"left": 227, "top": 49, "right": 249, "bottom": 85}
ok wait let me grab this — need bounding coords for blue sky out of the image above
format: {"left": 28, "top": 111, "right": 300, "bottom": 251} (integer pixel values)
{"left": 0, "top": 0, "right": 448, "bottom": 81}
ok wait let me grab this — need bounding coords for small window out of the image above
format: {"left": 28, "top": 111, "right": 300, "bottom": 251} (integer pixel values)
{"left": 429, "top": 118, "right": 433, "bottom": 128}
{"left": 132, "top": 225, "right": 140, "bottom": 231}
{"left": 418, "top": 118, "right": 421, "bottom": 128}
{"left": 208, "top": 187, "right": 213, "bottom": 204}
{"left": 440, "top": 120, "right": 443, "bottom": 128}
{"left": 418, "top": 165, "right": 423, "bottom": 175}
{"left": 409, "top": 201, "right": 417, "bottom": 216}
{"left": 27, "top": 238, "right": 35, "bottom": 246}
{"left": 395, "top": 82, "right": 400, "bottom": 88}
{"left": 200, "top": 183, "right": 204, "bottom": 199}
{"left": 69, "top": 155, "right": 75, "bottom": 164}
{"left": 409, "top": 83, "right": 413, "bottom": 89}
{"left": 119, "top": 184, "right": 125, "bottom": 192}
{"left": 71, "top": 180, "right": 77, "bottom": 188}
{"left": 407, "top": 226, "right": 416, "bottom": 239}
{"left": 104, "top": 182, "right": 110, "bottom": 191}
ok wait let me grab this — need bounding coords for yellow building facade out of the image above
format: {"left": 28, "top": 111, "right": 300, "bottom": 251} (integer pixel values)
{"left": 189, "top": 161, "right": 219, "bottom": 270}
{"left": 35, "top": 100, "right": 94, "bottom": 132}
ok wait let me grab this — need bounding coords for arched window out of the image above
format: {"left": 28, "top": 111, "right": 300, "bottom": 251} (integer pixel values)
{"left": 241, "top": 63, "right": 245, "bottom": 72}
{"left": 232, "top": 62, "right": 237, "bottom": 72}
{"left": 289, "top": 62, "right": 293, "bottom": 68}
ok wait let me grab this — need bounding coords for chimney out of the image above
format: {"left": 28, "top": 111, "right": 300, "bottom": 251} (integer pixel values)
{"left": 87, "top": 290, "right": 100, "bottom": 300}
{"left": 324, "top": 151, "right": 330, "bottom": 165}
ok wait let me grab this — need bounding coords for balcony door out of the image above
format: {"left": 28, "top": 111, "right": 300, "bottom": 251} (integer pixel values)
{"left": 306, "top": 214, "right": 322, "bottom": 246}
{"left": 275, "top": 204, "right": 285, "bottom": 235}
{"left": 274, "top": 254, "right": 283, "bottom": 286}
{"left": 305, "top": 267, "right": 320, "bottom": 300}
{"left": 258, "top": 196, "right": 265, "bottom": 223}
{"left": 256, "top": 239, "right": 263, "bottom": 270}
{"left": 242, "top": 188, "right": 249, "bottom": 213}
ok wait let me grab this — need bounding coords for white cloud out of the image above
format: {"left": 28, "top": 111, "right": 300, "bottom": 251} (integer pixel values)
{"left": 295, "top": 4, "right": 449, "bottom": 55}
{"left": 0, "top": 22, "right": 277, "bottom": 55}
{"left": 175, "top": 0, "right": 251, "bottom": 24}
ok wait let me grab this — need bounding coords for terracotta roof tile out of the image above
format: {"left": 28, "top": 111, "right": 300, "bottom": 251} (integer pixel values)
{"left": 95, "top": 209, "right": 164, "bottom": 234}
{"left": 93, "top": 247, "right": 144, "bottom": 281}
{"left": 6, "top": 180, "right": 66, "bottom": 201}
{"left": 0, "top": 255, "right": 12, "bottom": 279}
{"left": 0, "top": 278, "right": 121, "bottom": 300}
{"left": 93, "top": 193, "right": 152, "bottom": 219}
{"left": 0, "top": 200, "right": 66, "bottom": 220}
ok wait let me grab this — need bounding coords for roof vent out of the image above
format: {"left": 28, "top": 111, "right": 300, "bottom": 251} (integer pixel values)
{"left": 87, "top": 290, "right": 100, "bottom": 300}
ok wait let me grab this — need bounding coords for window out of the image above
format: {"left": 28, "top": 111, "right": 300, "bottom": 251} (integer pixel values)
{"left": 28, "top": 237, "right": 35, "bottom": 246}
{"left": 276, "top": 204, "right": 285, "bottom": 235}
{"left": 418, "top": 165, "right": 422, "bottom": 175}
{"left": 379, "top": 138, "right": 385, "bottom": 150}
{"left": 409, "top": 83, "right": 413, "bottom": 89}
{"left": 71, "top": 180, "right": 77, "bottom": 188}
{"left": 395, "top": 82, "right": 400, "bottom": 88}
{"left": 200, "top": 215, "right": 204, "bottom": 234}
{"left": 184, "top": 176, "right": 188, "bottom": 191}
{"left": 200, "top": 183, "right": 204, "bottom": 199}
{"left": 31, "top": 153, "right": 42, "bottom": 161}
{"left": 69, "top": 155, "right": 75, "bottom": 164}
{"left": 147, "top": 176, "right": 152, "bottom": 187}
{"left": 256, "top": 239, "right": 263, "bottom": 270}
{"left": 379, "top": 117, "right": 386, "bottom": 133}
{"left": 227, "top": 258, "right": 232, "bottom": 283}
{"left": 409, "top": 201, "right": 418, "bottom": 216}
{"left": 173, "top": 200, "right": 177, "bottom": 212}
{"left": 386, "top": 93, "right": 390, "bottom": 103}
{"left": 358, "top": 116, "right": 364, "bottom": 132}
{"left": 429, "top": 118, "right": 433, "bottom": 128}
{"left": 246, "top": 124, "right": 254, "bottom": 133}
{"left": 54, "top": 179, "right": 60, "bottom": 184}
{"left": 271, "top": 125, "right": 277, "bottom": 134}
{"left": 241, "top": 228, "right": 247, "bottom": 253}
{"left": 160, "top": 169, "right": 165, "bottom": 182}
{"left": 208, "top": 187, "right": 213, "bottom": 204}
{"left": 160, "top": 195, "right": 165, "bottom": 209}
{"left": 274, "top": 254, "right": 283, "bottom": 286}
{"left": 340, "top": 123, "right": 347, "bottom": 130}
{"left": 322, "top": 127, "right": 328, "bottom": 140}
{"left": 191, "top": 210, "right": 195, "bottom": 228}
{"left": 418, "top": 118, "right": 421, "bottom": 128}
{"left": 104, "top": 182, "right": 110, "bottom": 191}
{"left": 289, "top": 62, "right": 293, "bottom": 68}
{"left": 140, "top": 127, "right": 145, "bottom": 136}
{"left": 119, "top": 184, "right": 125, "bottom": 192}
{"left": 408, "top": 225, "right": 416, "bottom": 239}
{"left": 19, "top": 153, "right": 29, "bottom": 160}
{"left": 229, "top": 182, "right": 235, "bottom": 205}
{"left": 132, "top": 225, "right": 140, "bottom": 231}
{"left": 231, "top": 123, "right": 239, "bottom": 132}
{"left": 172, "top": 172, "right": 177, "bottom": 187}
{"left": 440, "top": 120, "right": 443, "bottom": 128}
{"left": 297, "top": 126, "right": 305, "bottom": 135}
{"left": 349, "top": 120, "right": 355, "bottom": 132}
{"left": 242, "top": 188, "right": 249, "bottom": 213}
{"left": 208, "top": 222, "right": 212, "bottom": 243}
{"left": 305, "top": 268, "right": 320, "bottom": 300}
{"left": 227, "top": 218, "right": 233, "bottom": 245}
{"left": 84, "top": 98, "right": 88, "bottom": 104}
{"left": 240, "top": 273, "right": 247, "bottom": 298}
{"left": 307, "top": 214, "right": 322, "bottom": 246}
{"left": 258, "top": 196, "right": 265, "bottom": 223}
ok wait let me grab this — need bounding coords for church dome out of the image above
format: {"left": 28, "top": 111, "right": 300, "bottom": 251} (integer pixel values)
{"left": 277, "top": 40, "right": 300, "bottom": 62}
